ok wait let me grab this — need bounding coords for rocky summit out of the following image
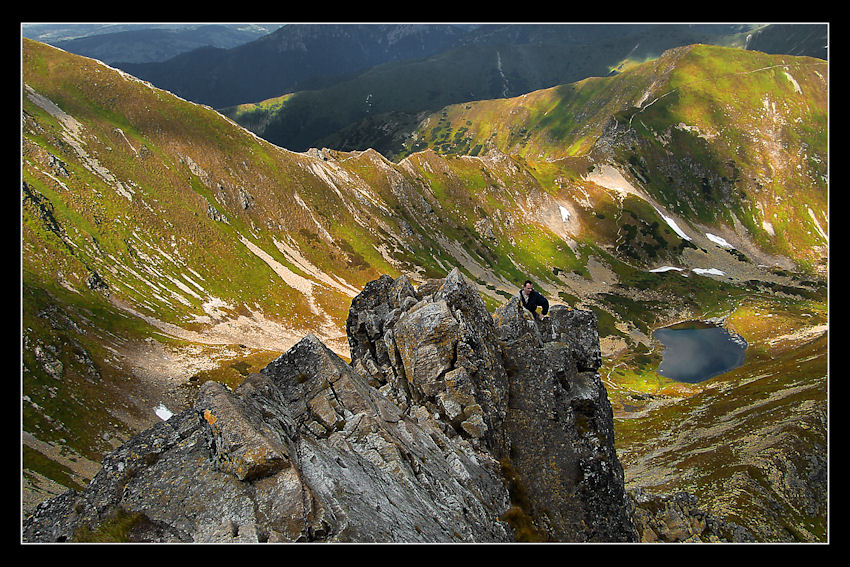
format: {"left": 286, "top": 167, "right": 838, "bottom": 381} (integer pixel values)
{"left": 22, "top": 268, "right": 635, "bottom": 543}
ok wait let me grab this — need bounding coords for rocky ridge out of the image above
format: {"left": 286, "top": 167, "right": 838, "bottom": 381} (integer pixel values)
{"left": 23, "top": 268, "right": 636, "bottom": 543}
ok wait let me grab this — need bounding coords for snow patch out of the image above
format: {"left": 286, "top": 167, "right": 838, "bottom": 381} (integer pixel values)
{"left": 654, "top": 207, "right": 692, "bottom": 241}
{"left": 154, "top": 404, "right": 173, "bottom": 421}
{"left": 705, "top": 233, "right": 733, "bottom": 248}
{"left": 693, "top": 268, "right": 725, "bottom": 276}
{"left": 649, "top": 266, "right": 725, "bottom": 277}
{"left": 559, "top": 205, "right": 571, "bottom": 222}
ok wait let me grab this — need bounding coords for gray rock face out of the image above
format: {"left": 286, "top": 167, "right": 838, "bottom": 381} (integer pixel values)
{"left": 494, "top": 297, "right": 635, "bottom": 541}
{"left": 23, "top": 268, "right": 636, "bottom": 543}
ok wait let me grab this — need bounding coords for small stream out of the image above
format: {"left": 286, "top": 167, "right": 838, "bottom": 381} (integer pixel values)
{"left": 653, "top": 321, "right": 747, "bottom": 383}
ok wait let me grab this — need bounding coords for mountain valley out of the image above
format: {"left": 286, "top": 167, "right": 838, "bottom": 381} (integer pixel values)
{"left": 21, "top": 27, "right": 828, "bottom": 542}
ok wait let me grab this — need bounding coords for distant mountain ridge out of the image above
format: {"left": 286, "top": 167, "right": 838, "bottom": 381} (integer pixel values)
{"left": 118, "top": 23, "right": 760, "bottom": 109}
{"left": 119, "top": 24, "right": 474, "bottom": 108}
{"left": 214, "top": 23, "right": 827, "bottom": 156}
{"left": 37, "top": 23, "right": 828, "bottom": 158}
{"left": 744, "top": 23, "right": 829, "bottom": 60}
{"left": 21, "top": 23, "right": 281, "bottom": 64}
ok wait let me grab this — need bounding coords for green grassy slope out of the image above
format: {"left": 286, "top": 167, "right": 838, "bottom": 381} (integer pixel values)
{"left": 21, "top": 39, "right": 828, "bottom": 540}
{"left": 402, "top": 45, "right": 828, "bottom": 270}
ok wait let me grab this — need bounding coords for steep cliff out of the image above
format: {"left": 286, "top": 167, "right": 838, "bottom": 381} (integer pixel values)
{"left": 22, "top": 269, "right": 635, "bottom": 543}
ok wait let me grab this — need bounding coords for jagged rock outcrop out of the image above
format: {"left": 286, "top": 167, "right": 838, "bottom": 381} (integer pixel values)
{"left": 22, "top": 268, "right": 636, "bottom": 543}
{"left": 494, "top": 297, "right": 634, "bottom": 541}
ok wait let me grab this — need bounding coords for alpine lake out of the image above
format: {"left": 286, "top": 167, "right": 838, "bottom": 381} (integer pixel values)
{"left": 652, "top": 321, "right": 747, "bottom": 384}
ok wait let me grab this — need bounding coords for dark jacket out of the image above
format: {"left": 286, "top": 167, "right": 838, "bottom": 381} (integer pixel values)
{"left": 519, "top": 289, "right": 549, "bottom": 316}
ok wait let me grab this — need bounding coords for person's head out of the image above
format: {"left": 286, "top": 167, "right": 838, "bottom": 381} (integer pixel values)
{"left": 523, "top": 280, "right": 533, "bottom": 292}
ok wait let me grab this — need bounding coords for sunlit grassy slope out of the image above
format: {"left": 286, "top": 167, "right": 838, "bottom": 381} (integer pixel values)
{"left": 403, "top": 45, "right": 827, "bottom": 269}
{"left": 22, "top": 39, "right": 827, "bottom": 540}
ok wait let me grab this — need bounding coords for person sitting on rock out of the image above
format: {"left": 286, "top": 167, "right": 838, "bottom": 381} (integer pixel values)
{"left": 519, "top": 280, "right": 549, "bottom": 321}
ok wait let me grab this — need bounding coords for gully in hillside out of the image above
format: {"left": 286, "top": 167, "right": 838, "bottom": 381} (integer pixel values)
{"left": 519, "top": 280, "right": 549, "bottom": 321}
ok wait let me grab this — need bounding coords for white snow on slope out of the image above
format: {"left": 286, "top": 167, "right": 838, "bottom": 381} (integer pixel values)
{"left": 154, "top": 404, "right": 173, "bottom": 421}
{"left": 693, "top": 268, "right": 725, "bottom": 276}
{"left": 706, "top": 233, "right": 733, "bottom": 248}
{"left": 654, "top": 207, "right": 692, "bottom": 241}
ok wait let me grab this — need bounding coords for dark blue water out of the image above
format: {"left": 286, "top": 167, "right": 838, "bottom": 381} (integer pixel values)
{"left": 653, "top": 323, "right": 747, "bottom": 383}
